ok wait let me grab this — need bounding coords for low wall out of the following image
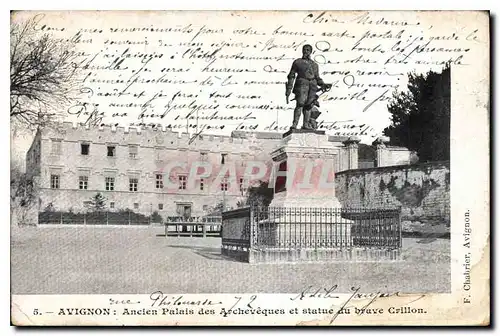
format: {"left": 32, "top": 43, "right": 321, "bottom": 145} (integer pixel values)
{"left": 221, "top": 207, "right": 252, "bottom": 262}
{"left": 335, "top": 161, "right": 450, "bottom": 235}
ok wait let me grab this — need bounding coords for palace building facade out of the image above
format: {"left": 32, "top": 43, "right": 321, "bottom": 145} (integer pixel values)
{"left": 26, "top": 122, "right": 412, "bottom": 218}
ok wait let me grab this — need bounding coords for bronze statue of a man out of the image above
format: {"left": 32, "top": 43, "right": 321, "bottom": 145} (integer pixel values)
{"left": 285, "top": 44, "right": 328, "bottom": 130}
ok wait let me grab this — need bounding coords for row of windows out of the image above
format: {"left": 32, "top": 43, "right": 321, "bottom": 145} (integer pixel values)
{"left": 51, "top": 140, "right": 228, "bottom": 163}
{"left": 50, "top": 174, "right": 247, "bottom": 192}
{"left": 82, "top": 201, "right": 160, "bottom": 210}
{"left": 65, "top": 201, "right": 215, "bottom": 212}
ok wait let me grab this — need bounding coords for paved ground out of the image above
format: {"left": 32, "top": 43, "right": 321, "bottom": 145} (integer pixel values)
{"left": 11, "top": 226, "right": 450, "bottom": 294}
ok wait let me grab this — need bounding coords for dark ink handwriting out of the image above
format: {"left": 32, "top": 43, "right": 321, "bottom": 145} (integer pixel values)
{"left": 109, "top": 298, "right": 140, "bottom": 305}
{"left": 290, "top": 285, "right": 340, "bottom": 301}
{"left": 47, "top": 11, "right": 478, "bottom": 135}
{"left": 149, "top": 291, "right": 222, "bottom": 307}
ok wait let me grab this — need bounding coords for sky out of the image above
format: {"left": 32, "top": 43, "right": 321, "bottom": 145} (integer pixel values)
{"left": 10, "top": 10, "right": 487, "bottom": 159}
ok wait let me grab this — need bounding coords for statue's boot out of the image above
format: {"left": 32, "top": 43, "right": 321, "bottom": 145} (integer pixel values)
{"left": 291, "top": 105, "right": 302, "bottom": 130}
{"left": 302, "top": 108, "right": 312, "bottom": 129}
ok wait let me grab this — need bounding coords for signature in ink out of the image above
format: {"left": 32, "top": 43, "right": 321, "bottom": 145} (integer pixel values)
{"left": 290, "top": 285, "right": 340, "bottom": 301}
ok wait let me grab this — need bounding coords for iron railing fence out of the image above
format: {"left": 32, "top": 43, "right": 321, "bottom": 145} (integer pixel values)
{"left": 38, "top": 211, "right": 222, "bottom": 229}
{"left": 38, "top": 210, "right": 154, "bottom": 225}
{"left": 39, "top": 206, "right": 401, "bottom": 250}
{"left": 250, "top": 206, "right": 401, "bottom": 250}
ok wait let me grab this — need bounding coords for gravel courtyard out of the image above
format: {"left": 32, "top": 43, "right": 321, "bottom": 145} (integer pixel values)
{"left": 11, "top": 226, "right": 450, "bottom": 294}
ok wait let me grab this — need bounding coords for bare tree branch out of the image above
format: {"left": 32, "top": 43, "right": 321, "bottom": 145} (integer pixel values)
{"left": 10, "top": 16, "right": 82, "bottom": 129}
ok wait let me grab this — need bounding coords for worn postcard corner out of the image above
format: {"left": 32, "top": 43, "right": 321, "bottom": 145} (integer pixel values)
{"left": 10, "top": 10, "right": 490, "bottom": 326}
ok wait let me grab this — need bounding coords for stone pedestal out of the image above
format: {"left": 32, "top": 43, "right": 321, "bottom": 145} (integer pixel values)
{"left": 343, "top": 136, "right": 361, "bottom": 170}
{"left": 263, "top": 131, "right": 352, "bottom": 254}
{"left": 269, "top": 130, "right": 341, "bottom": 208}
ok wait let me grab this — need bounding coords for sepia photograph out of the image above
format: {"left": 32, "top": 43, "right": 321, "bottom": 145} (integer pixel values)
{"left": 9, "top": 10, "right": 489, "bottom": 326}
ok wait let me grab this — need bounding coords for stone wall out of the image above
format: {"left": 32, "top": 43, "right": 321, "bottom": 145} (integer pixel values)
{"left": 335, "top": 161, "right": 450, "bottom": 234}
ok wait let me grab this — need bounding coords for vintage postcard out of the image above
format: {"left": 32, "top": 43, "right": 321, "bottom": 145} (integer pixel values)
{"left": 10, "top": 10, "right": 489, "bottom": 326}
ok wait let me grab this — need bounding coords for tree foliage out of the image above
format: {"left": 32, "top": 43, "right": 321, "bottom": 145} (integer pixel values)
{"left": 383, "top": 64, "right": 450, "bottom": 162}
{"left": 205, "top": 201, "right": 226, "bottom": 216}
{"left": 10, "top": 164, "right": 35, "bottom": 207}
{"left": 243, "top": 180, "right": 274, "bottom": 208}
{"left": 11, "top": 163, "right": 39, "bottom": 227}
{"left": 87, "top": 193, "right": 107, "bottom": 211}
{"left": 10, "top": 15, "right": 80, "bottom": 128}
